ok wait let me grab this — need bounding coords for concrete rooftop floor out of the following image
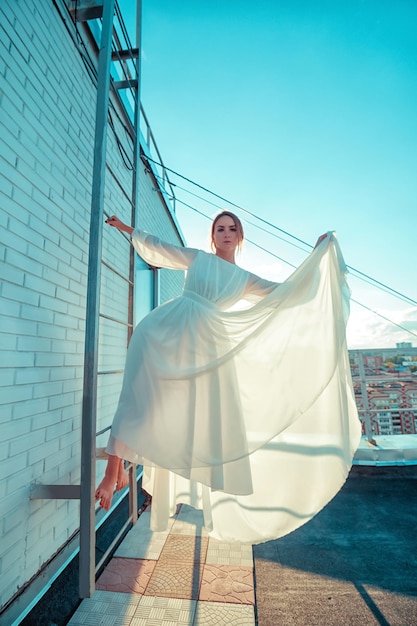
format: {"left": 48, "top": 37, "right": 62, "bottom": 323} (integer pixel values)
{"left": 254, "top": 465, "right": 417, "bottom": 626}
{"left": 61, "top": 465, "right": 417, "bottom": 626}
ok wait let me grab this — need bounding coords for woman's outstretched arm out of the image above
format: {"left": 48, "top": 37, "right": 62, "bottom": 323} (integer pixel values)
{"left": 105, "top": 214, "right": 198, "bottom": 270}
{"left": 105, "top": 215, "right": 133, "bottom": 235}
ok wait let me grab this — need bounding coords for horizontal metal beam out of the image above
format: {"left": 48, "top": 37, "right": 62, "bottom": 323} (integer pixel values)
{"left": 113, "top": 79, "right": 138, "bottom": 90}
{"left": 68, "top": 0, "right": 104, "bottom": 21}
{"left": 99, "top": 312, "right": 133, "bottom": 327}
{"left": 112, "top": 48, "right": 139, "bottom": 61}
{"left": 101, "top": 259, "right": 134, "bottom": 285}
{"left": 30, "top": 484, "right": 81, "bottom": 500}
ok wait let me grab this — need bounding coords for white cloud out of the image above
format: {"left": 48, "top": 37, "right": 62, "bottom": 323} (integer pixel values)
{"left": 347, "top": 305, "right": 417, "bottom": 349}
{"left": 241, "top": 251, "right": 417, "bottom": 350}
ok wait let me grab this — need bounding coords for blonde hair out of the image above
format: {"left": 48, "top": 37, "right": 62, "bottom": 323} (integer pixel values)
{"left": 210, "top": 211, "right": 244, "bottom": 253}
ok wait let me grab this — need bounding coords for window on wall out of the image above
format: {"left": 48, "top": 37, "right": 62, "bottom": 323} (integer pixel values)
{"left": 134, "top": 256, "right": 158, "bottom": 325}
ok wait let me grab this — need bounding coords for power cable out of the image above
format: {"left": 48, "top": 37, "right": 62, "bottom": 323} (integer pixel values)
{"left": 165, "top": 195, "right": 295, "bottom": 268}
{"left": 158, "top": 172, "right": 416, "bottom": 301}
{"left": 154, "top": 174, "right": 310, "bottom": 254}
{"left": 158, "top": 190, "right": 417, "bottom": 340}
{"left": 351, "top": 299, "right": 417, "bottom": 340}
{"left": 145, "top": 155, "right": 310, "bottom": 248}
{"left": 145, "top": 155, "right": 417, "bottom": 307}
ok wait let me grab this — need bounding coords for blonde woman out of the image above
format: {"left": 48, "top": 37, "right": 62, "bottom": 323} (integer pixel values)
{"left": 95, "top": 211, "right": 360, "bottom": 544}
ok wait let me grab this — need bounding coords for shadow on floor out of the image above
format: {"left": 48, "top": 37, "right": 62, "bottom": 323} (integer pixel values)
{"left": 253, "top": 465, "right": 417, "bottom": 626}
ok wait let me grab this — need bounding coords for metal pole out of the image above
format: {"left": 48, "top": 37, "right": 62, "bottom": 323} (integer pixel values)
{"left": 128, "top": 0, "right": 142, "bottom": 340}
{"left": 357, "top": 351, "right": 376, "bottom": 445}
{"left": 79, "top": 0, "right": 115, "bottom": 599}
{"left": 126, "top": 0, "right": 143, "bottom": 523}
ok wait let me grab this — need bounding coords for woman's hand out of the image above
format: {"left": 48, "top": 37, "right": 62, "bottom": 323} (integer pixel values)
{"left": 314, "top": 233, "right": 328, "bottom": 249}
{"left": 105, "top": 215, "right": 133, "bottom": 235}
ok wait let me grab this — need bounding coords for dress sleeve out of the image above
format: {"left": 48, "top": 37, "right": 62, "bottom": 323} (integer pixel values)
{"left": 244, "top": 273, "right": 281, "bottom": 300}
{"left": 131, "top": 229, "right": 198, "bottom": 270}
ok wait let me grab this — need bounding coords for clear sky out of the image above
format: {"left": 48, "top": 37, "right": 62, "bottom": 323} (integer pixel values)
{"left": 119, "top": 0, "right": 417, "bottom": 349}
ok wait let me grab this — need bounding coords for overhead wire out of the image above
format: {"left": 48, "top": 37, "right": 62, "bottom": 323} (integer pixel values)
{"left": 145, "top": 155, "right": 311, "bottom": 248}
{"left": 144, "top": 155, "right": 417, "bottom": 308}
{"left": 147, "top": 162, "right": 417, "bottom": 340}
{"left": 158, "top": 174, "right": 417, "bottom": 303}
{"left": 350, "top": 300, "right": 417, "bottom": 340}
{"left": 163, "top": 194, "right": 296, "bottom": 268}
{"left": 177, "top": 194, "right": 415, "bottom": 337}
{"left": 156, "top": 175, "right": 310, "bottom": 254}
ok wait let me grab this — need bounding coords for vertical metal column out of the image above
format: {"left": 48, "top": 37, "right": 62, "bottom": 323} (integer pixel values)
{"left": 79, "top": 0, "right": 115, "bottom": 599}
{"left": 127, "top": 0, "right": 143, "bottom": 342}
{"left": 126, "top": 0, "right": 143, "bottom": 524}
{"left": 357, "top": 351, "right": 376, "bottom": 445}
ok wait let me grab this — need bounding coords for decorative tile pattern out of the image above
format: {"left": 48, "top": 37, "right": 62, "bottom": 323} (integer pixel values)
{"left": 96, "top": 558, "right": 155, "bottom": 594}
{"left": 158, "top": 534, "right": 208, "bottom": 563}
{"left": 68, "top": 504, "right": 257, "bottom": 624}
{"left": 130, "top": 596, "right": 197, "bottom": 625}
{"left": 144, "top": 559, "right": 204, "bottom": 599}
{"left": 67, "top": 590, "right": 142, "bottom": 625}
{"left": 199, "top": 564, "right": 255, "bottom": 605}
{"left": 193, "top": 600, "right": 256, "bottom": 625}
{"left": 206, "top": 539, "right": 254, "bottom": 567}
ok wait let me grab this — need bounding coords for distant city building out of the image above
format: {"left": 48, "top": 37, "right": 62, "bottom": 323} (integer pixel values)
{"left": 349, "top": 345, "right": 417, "bottom": 436}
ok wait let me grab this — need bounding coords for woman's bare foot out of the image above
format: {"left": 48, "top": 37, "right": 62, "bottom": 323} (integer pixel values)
{"left": 95, "top": 475, "right": 115, "bottom": 510}
{"left": 95, "top": 454, "right": 120, "bottom": 510}
{"left": 116, "top": 461, "right": 129, "bottom": 491}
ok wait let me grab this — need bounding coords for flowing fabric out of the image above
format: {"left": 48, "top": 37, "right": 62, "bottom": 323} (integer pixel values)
{"left": 106, "top": 229, "right": 361, "bottom": 544}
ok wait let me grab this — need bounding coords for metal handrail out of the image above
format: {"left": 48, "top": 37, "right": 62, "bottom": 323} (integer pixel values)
{"left": 99, "top": 312, "right": 133, "bottom": 327}
{"left": 101, "top": 260, "right": 134, "bottom": 285}
{"left": 140, "top": 104, "right": 177, "bottom": 212}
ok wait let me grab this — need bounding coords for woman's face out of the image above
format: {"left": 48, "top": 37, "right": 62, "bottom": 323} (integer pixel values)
{"left": 212, "top": 215, "right": 239, "bottom": 254}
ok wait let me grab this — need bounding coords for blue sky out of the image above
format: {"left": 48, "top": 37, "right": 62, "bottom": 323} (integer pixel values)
{"left": 120, "top": 0, "right": 417, "bottom": 348}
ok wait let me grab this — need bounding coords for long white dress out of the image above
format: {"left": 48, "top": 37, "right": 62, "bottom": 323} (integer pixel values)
{"left": 106, "top": 229, "right": 361, "bottom": 544}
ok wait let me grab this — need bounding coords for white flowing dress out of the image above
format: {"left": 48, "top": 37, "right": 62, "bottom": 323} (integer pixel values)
{"left": 106, "top": 229, "right": 361, "bottom": 544}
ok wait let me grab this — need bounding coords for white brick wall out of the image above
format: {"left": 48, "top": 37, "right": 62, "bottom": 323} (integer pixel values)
{"left": 0, "top": 0, "right": 185, "bottom": 610}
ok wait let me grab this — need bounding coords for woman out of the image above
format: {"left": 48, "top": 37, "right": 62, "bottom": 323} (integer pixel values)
{"left": 95, "top": 211, "right": 360, "bottom": 544}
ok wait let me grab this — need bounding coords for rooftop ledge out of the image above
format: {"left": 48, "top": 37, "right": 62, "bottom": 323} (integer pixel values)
{"left": 353, "top": 434, "right": 417, "bottom": 466}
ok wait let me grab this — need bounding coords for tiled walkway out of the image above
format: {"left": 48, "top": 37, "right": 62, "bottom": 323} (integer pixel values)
{"left": 67, "top": 504, "right": 256, "bottom": 625}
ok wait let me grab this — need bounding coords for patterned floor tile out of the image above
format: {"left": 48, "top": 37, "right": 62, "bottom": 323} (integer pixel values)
{"left": 115, "top": 513, "right": 171, "bottom": 560}
{"left": 206, "top": 539, "right": 254, "bottom": 567}
{"left": 171, "top": 504, "right": 209, "bottom": 536}
{"left": 96, "top": 557, "right": 155, "bottom": 594}
{"left": 158, "top": 534, "right": 208, "bottom": 564}
{"left": 193, "top": 600, "right": 256, "bottom": 625}
{"left": 130, "top": 596, "right": 197, "bottom": 625}
{"left": 144, "top": 559, "right": 204, "bottom": 599}
{"left": 67, "top": 590, "right": 142, "bottom": 625}
{"left": 199, "top": 564, "right": 255, "bottom": 605}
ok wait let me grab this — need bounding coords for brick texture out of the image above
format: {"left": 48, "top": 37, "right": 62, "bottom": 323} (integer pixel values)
{"left": 0, "top": 0, "right": 185, "bottom": 610}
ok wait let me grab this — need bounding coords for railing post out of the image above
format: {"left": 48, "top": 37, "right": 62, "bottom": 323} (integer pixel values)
{"left": 356, "top": 351, "right": 376, "bottom": 445}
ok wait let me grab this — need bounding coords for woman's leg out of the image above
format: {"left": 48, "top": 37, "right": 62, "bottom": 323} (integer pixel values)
{"left": 116, "top": 459, "right": 129, "bottom": 491}
{"left": 95, "top": 454, "right": 121, "bottom": 510}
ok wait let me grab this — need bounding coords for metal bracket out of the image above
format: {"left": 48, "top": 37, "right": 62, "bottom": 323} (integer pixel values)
{"left": 112, "top": 49, "right": 139, "bottom": 61}
{"left": 68, "top": 0, "right": 104, "bottom": 21}
{"left": 113, "top": 79, "right": 139, "bottom": 90}
{"left": 30, "top": 484, "right": 81, "bottom": 500}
